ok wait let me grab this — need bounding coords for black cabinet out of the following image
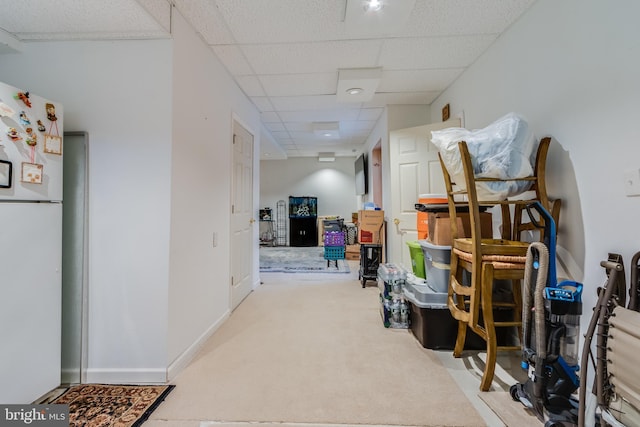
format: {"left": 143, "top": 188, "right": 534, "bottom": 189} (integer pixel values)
{"left": 289, "top": 196, "right": 318, "bottom": 247}
{"left": 289, "top": 217, "right": 318, "bottom": 247}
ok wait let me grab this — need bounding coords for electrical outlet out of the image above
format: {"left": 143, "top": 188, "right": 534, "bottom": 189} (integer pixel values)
{"left": 623, "top": 169, "right": 640, "bottom": 197}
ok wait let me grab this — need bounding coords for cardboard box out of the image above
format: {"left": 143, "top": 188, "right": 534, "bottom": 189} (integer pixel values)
{"left": 427, "top": 212, "right": 493, "bottom": 246}
{"left": 346, "top": 244, "right": 360, "bottom": 253}
{"left": 357, "top": 210, "right": 384, "bottom": 244}
{"left": 345, "top": 251, "right": 360, "bottom": 261}
{"left": 345, "top": 244, "right": 360, "bottom": 260}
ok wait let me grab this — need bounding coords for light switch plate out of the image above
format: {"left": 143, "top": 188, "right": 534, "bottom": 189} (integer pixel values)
{"left": 624, "top": 169, "right": 640, "bottom": 196}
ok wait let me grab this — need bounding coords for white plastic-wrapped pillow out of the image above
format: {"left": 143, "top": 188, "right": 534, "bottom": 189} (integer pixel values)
{"left": 431, "top": 113, "right": 537, "bottom": 200}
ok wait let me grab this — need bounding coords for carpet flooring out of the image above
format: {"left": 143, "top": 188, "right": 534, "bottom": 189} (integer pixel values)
{"left": 149, "top": 278, "right": 486, "bottom": 426}
{"left": 53, "top": 384, "right": 174, "bottom": 427}
{"left": 260, "top": 246, "right": 350, "bottom": 273}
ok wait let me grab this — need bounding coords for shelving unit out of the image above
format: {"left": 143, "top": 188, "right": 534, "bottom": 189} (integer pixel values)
{"left": 259, "top": 208, "right": 275, "bottom": 246}
{"left": 276, "top": 200, "right": 286, "bottom": 246}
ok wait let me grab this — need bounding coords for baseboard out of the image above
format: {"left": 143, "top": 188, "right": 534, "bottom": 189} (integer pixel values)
{"left": 85, "top": 368, "right": 167, "bottom": 385}
{"left": 166, "top": 310, "right": 231, "bottom": 381}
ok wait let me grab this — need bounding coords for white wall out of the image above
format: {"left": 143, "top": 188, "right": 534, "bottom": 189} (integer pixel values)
{"left": 0, "top": 40, "right": 174, "bottom": 382}
{"left": 430, "top": 0, "right": 640, "bottom": 331}
{"left": 260, "top": 157, "right": 358, "bottom": 239}
{"left": 167, "top": 10, "right": 262, "bottom": 372}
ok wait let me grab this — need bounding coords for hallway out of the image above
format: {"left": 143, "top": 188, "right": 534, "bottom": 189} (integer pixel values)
{"left": 145, "top": 261, "right": 532, "bottom": 427}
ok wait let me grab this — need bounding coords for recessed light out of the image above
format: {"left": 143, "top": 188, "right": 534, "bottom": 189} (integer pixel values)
{"left": 346, "top": 87, "right": 364, "bottom": 95}
{"left": 363, "top": 0, "right": 383, "bottom": 12}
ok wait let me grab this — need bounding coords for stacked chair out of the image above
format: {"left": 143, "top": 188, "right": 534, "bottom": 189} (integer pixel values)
{"left": 439, "top": 137, "right": 559, "bottom": 391}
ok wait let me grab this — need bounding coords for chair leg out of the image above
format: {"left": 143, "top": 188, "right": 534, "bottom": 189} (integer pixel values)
{"left": 480, "top": 263, "right": 497, "bottom": 391}
{"left": 453, "top": 320, "right": 467, "bottom": 358}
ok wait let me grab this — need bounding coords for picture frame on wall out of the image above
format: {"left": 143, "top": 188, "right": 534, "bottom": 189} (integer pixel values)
{"left": 0, "top": 159, "right": 12, "bottom": 188}
{"left": 442, "top": 103, "right": 450, "bottom": 121}
{"left": 43, "top": 134, "right": 62, "bottom": 155}
{"left": 21, "top": 162, "right": 43, "bottom": 184}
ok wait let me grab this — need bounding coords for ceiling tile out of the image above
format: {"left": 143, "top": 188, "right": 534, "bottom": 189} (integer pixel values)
{"left": 211, "top": 45, "right": 254, "bottom": 75}
{"left": 259, "top": 73, "right": 337, "bottom": 97}
{"left": 378, "top": 69, "right": 464, "bottom": 92}
{"left": 340, "top": 121, "right": 376, "bottom": 131}
{"left": 270, "top": 131, "right": 292, "bottom": 139}
{"left": 236, "top": 75, "right": 265, "bottom": 97}
{"left": 364, "top": 92, "right": 440, "bottom": 107}
{"left": 136, "top": 0, "right": 172, "bottom": 32}
{"left": 0, "top": 0, "right": 168, "bottom": 39}
{"left": 250, "top": 97, "right": 275, "bottom": 112}
{"left": 358, "top": 108, "right": 384, "bottom": 120}
{"left": 265, "top": 122, "right": 286, "bottom": 132}
{"left": 400, "top": 0, "right": 537, "bottom": 37}
{"left": 173, "top": 0, "right": 235, "bottom": 44}
{"left": 241, "top": 40, "right": 383, "bottom": 74}
{"left": 283, "top": 122, "right": 312, "bottom": 132}
{"left": 213, "top": 0, "right": 348, "bottom": 43}
{"left": 278, "top": 109, "right": 360, "bottom": 123}
{"left": 261, "top": 111, "right": 282, "bottom": 123}
{"left": 270, "top": 95, "right": 340, "bottom": 112}
{"left": 379, "top": 35, "right": 497, "bottom": 70}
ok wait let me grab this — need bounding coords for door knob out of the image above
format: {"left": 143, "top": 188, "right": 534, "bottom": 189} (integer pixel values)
{"left": 393, "top": 218, "right": 400, "bottom": 225}
{"left": 250, "top": 218, "right": 256, "bottom": 224}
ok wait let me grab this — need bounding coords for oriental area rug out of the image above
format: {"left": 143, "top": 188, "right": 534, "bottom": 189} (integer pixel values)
{"left": 52, "top": 384, "right": 174, "bottom": 427}
{"left": 259, "top": 246, "right": 350, "bottom": 273}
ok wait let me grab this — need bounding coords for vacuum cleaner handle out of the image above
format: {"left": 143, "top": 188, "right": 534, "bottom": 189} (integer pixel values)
{"left": 525, "top": 201, "right": 557, "bottom": 288}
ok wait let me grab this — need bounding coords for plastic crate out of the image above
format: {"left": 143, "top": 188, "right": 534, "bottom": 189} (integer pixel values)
{"left": 324, "top": 246, "right": 345, "bottom": 260}
{"left": 324, "top": 231, "right": 345, "bottom": 246}
{"left": 407, "top": 241, "right": 426, "bottom": 279}
{"left": 419, "top": 240, "right": 452, "bottom": 293}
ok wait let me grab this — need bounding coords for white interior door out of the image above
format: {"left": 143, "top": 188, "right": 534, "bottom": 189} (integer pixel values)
{"left": 230, "top": 120, "right": 254, "bottom": 310}
{"left": 388, "top": 119, "right": 461, "bottom": 270}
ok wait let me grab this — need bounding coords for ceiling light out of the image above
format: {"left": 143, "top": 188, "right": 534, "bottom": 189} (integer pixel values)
{"left": 345, "top": 0, "right": 415, "bottom": 36}
{"left": 336, "top": 67, "right": 382, "bottom": 103}
{"left": 318, "top": 152, "right": 336, "bottom": 162}
{"left": 313, "top": 122, "right": 340, "bottom": 139}
{"left": 364, "top": 0, "right": 383, "bottom": 12}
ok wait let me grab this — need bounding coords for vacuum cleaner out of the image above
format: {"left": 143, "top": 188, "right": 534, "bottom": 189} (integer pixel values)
{"left": 510, "top": 201, "right": 583, "bottom": 427}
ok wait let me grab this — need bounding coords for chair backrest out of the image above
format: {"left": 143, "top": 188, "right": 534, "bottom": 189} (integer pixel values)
{"left": 438, "top": 137, "right": 558, "bottom": 244}
{"left": 606, "top": 306, "right": 640, "bottom": 424}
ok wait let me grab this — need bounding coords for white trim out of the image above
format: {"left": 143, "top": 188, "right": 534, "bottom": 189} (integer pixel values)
{"left": 166, "top": 309, "right": 231, "bottom": 381}
{"left": 85, "top": 368, "right": 167, "bottom": 385}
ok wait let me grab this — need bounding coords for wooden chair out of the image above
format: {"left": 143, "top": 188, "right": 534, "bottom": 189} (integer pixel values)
{"left": 439, "top": 137, "right": 557, "bottom": 391}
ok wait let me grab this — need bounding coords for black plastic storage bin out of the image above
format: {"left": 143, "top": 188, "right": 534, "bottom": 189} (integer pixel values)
{"left": 406, "top": 290, "right": 515, "bottom": 350}
{"left": 408, "top": 298, "right": 484, "bottom": 350}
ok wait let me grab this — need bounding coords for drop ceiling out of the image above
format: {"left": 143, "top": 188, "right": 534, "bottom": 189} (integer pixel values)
{"left": 0, "top": 0, "right": 537, "bottom": 160}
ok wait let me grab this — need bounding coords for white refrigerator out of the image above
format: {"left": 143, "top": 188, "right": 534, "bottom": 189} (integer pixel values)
{"left": 0, "top": 81, "right": 64, "bottom": 403}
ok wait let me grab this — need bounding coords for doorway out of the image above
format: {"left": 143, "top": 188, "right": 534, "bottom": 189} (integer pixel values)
{"left": 61, "top": 131, "right": 89, "bottom": 385}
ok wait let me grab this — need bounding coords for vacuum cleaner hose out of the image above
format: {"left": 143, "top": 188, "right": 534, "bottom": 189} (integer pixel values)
{"left": 523, "top": 241, "right": 550, "bottom": 360}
